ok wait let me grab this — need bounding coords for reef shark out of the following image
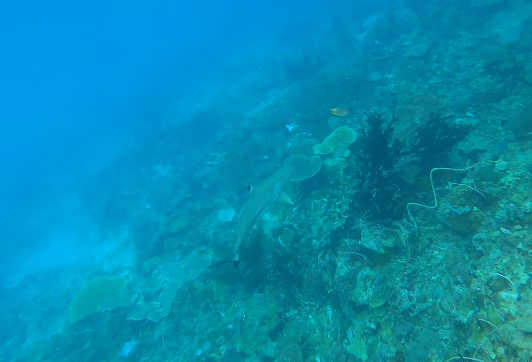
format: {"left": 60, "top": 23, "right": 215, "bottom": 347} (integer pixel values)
{"left": 209, "top": 155, "right": 321, "bottom": 268}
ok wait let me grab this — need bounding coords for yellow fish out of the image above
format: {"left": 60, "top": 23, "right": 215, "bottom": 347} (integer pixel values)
{"left": 331, "top": 107, "right": 349, "bottom": 117}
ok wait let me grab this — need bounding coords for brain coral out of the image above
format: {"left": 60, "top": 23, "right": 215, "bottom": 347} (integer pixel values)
{"left": 69, "top": 276, "right": 128, "bottom": 323}
{"left": 313, "top": 126, "right": 357, "bottom": 155}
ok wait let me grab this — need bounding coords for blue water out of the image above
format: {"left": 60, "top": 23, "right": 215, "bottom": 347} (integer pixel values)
{"left": 1, "top": 0, "right": 529, "bottom": 361}
{"left": 0, "top": 0, "right": 387, "bottom": 279}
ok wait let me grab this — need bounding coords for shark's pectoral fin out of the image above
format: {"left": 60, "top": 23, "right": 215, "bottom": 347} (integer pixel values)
{"left": 208, "top": 258, "right": 229, "bottom": 268}
{"left": 209, "top": 253, "right": 240, "bottom": 269}
{"left": 276, "top": 191, "right": 293, "bottom": 205}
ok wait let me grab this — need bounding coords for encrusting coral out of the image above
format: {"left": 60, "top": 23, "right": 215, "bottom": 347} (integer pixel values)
{"left": 69, "top": 276, "right": 128, "bottom": 323}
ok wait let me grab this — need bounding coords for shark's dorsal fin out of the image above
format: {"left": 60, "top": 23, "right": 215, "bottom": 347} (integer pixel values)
{"left": 276, "top": 191, "right": 293, "bottom": 205}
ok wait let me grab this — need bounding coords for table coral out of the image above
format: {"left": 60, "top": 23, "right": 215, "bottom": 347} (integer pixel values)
{"left": 69, "top": 276, "right": 128, "bottom": 323}
{"left": 313, "top": 126, "right": 357, "bottom": 155}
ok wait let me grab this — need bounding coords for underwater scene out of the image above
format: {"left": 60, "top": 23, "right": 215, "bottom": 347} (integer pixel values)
{"left": 2, "top": 0, "right": 532, "bottom": 361}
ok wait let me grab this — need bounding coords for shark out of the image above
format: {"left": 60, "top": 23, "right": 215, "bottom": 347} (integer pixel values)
{"left": 209, "top": 154, "right": 321, "bottom": 268}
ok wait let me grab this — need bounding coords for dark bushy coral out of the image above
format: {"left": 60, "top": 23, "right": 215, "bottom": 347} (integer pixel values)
{"left": 352, "top": 109, "right": 407, "bottom": 224}
{"left": 407, "top": 113, "right": 469, "bottom": 172}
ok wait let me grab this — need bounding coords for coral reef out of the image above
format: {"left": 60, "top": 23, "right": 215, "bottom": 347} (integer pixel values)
{"left": 5, "top": 1, "right": 532, "bottom": 362}
{"left": 100, "top": 251, "right": 211, "bottom": 322}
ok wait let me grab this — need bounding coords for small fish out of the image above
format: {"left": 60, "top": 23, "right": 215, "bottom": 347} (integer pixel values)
{"left": 500, "top": 227, "right": 512, "bottom": 235}
{"left": 330, "top": 107, "right": 349, "bottom": 117}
